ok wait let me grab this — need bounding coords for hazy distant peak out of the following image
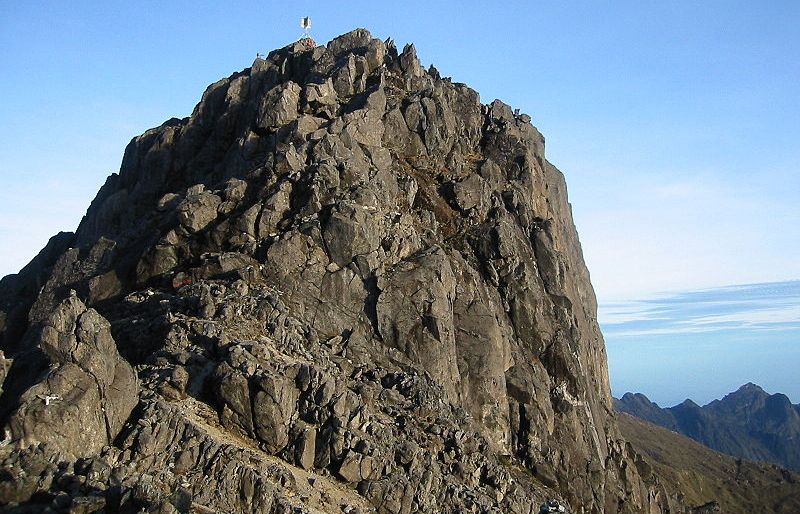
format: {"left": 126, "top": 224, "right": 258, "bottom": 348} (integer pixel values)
{"left": 735, "top": 382, "right": 767, "bottom": 394}
{"left": 676, "top": 398, "right": 701, "bottom": 409}
{"left": 621, "top": 391, "right": 653, "bottom": 403}
{"left": 617, "top": 383, "right": 800, "bottom": 470}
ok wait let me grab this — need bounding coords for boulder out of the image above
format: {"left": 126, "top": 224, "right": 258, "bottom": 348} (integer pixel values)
{"left": 6, "top": 295, "right": 138, "bottom": 458}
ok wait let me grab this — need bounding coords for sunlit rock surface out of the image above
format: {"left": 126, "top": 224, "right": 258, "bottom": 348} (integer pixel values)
{"left": 0, "top": 29, "right": 685, "bottom": 513}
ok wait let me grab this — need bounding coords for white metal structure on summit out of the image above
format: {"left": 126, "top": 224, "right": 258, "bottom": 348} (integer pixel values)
{"left": 299, "top": 16, "right": 315, "bottom": 48}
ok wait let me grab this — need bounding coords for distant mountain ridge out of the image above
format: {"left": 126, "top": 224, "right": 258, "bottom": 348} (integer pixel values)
{"left": 617, "top": 412, "right": 800, "bottom": 514}
{"left": 615, "top": 383, "right": 800, "bottom": 471}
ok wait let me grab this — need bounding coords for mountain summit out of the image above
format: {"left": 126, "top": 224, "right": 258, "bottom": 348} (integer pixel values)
{"left": 0, "top": 29, "right": 725, "bottom": 513}
{"left": 616, "top": 384, "right": 800, "bottom": 471}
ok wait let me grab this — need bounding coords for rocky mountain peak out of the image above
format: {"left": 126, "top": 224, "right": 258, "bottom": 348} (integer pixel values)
{"left": 723, "top": 382, "right": 768, "bottom": 401}
{"left": 737, "top": 382, "right": 765, "bottom": 393}
{"left": 676, "top": 399, "right": 701, "bottom": 410}
{"left": 0, "top": 29, "right": 685, "bottom": 513}
{"left": 617, "top": 383, "right": 800, "bottom": 472}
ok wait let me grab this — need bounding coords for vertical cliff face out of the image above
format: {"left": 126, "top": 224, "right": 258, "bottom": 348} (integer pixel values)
{"left": 0, "top": 30, "right": 680, "bottom": 513}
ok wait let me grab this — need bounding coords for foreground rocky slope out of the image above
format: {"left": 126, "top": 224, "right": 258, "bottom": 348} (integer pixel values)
{"left": 1, "top": 30, "right": 684, "bottom": 513}
{"left": 617, "top": 383, "right": 800, "bottom": 471}
{"left": 618, "top": 412, "right": 800, "bottom": 513}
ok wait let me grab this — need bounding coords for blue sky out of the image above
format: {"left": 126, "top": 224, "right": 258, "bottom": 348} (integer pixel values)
{"left": 603, "top": 280, "right": 800, "bottom": 405}
{"left": 1, "top": 2, "right": 798, "bottom": 403}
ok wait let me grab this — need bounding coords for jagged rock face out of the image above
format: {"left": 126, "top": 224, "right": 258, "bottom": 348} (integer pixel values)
{"left": 0, "top": 29, "right": 682, "bottom": 513}
{"left": 6, "top": 294, "right": 138, "bottom": 458}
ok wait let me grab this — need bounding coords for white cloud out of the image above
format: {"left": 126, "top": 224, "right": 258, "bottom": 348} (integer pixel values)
{"left": 598, "top": 300, "right": 668, "bottom": 325}
{"left": 600, "top": 281, "right": 800, "bottom": 338}
{"left": 681, "top": 304, "right": 800, "bottom": 328}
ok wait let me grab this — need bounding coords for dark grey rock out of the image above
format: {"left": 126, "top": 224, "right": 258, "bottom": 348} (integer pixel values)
{"left": 617, "top": 385, "right": 800, "bottom": 471}
{"left": 0, "top": 28, "right": 696, "bottom": 514}
{"left": 6, "top": 295, "right": 138, "bottom": 458}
